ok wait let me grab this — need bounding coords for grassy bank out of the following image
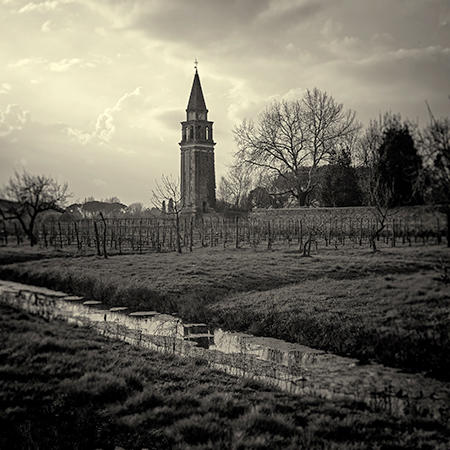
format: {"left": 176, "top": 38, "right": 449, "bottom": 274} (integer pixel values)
{"left": 0, "top": 246, "right": 72, "bottom": 265}
{"left": 0, "top": 245, "right": 449, "bottom": 378}
{"left": 211, "top": 269, "right": 450, "bottom": 379}
{"left": 1, "top": 304, "right": 449, "bottom": 449}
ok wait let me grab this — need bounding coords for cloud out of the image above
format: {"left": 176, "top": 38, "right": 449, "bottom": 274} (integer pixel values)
{"left": 320, "top": 18, "right": 343, "bottom": 38}
{"left": 106, "top": 0, "right": 269, "bottom": 45}
{"left": 0, "top": 104, "right": 30, "bottom": 136}
{"left": 323, "top": 35, "right": 364, "bottom": 59}
{"left": 41, "top": 19, "right": 51, "bottom": 32}
{"left": 256, "top": 0, "right": 326, "bottom": 27}
{"left": 8, "top": 56, "right": 112, "bottom": 72}
{"left": 0, "top": 83, "right": 12, "bottom": 94}
{"left": 0, "top": 102, "right": 172, "bottom": 205}
{"left": 17, "top": 0, "right": 71, "bottom": 14}
{"left": 94, "top": 87, "right": 142, "bottom": 142}
{"left": 48, "top": 58, "right": 82, "bottom": 72}
{"left": 114, "top": 0, "right": 331, "bottom": 61}
{"left": 348, "top": 45, "right": 450, "bottom": 84}
{"left": 65, "top": 127, "right": 91, "bottom": 145}
{"left": 387, "top": 45, "right": 450, "bottom": 62}
{"left": 370, "top": 32, "right": 395, "bottom": 48}
{"left": 8, "top": 57, "right": 47, "bottom": 68}
{"left": 68, "top": 87, "right": 143, "bottom": 145}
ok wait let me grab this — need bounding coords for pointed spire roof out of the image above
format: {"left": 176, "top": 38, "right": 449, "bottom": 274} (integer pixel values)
{"left": 187, "top": 69, "right": 207, "bottom": 112}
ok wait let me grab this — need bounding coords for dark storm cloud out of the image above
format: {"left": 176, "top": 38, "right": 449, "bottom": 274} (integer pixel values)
{"left": 129, "top": 0, "right": 269, "bottom": 44}
{"left": 337, "top": 46, "right": 450, "bottom": 99}
{"left": 123, "top": 0, "right": 330, "bottom": 49}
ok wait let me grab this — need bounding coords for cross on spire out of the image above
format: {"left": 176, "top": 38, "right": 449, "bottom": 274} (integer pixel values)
{"left": 194, "top": 58, "right": 198, "bottom": 71}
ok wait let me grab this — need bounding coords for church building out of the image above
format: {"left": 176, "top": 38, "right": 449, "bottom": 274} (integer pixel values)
{"left": 179, "top": 68, "right": 216, "bottom": 213}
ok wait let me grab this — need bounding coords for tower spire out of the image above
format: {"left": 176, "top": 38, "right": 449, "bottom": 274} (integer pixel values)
{"left": 186, "top": 66, "right": 207, "bottom": 113}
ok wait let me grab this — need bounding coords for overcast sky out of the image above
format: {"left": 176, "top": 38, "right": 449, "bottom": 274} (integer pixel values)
{"left": 1, "top": 0, "right": 449, "bottom": 206}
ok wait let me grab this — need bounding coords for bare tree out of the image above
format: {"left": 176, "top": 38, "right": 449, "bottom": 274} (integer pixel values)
{"left": 368, "top": 177, "right": 396, "bottom": 253}
{"left": 0, "top": 171, "right": 69, "bottom": 246}
{"left": 234, "top": 88, "right": 360, "bottom": 206}
{"left": 358, "top": 118, "right": 397, "bottom": 252}
{"left": 152, "top": 175, "right": 183, "bottom": 253}
{"left": 217, "top": 162, "right": 253, "bottom": 208}
{"left": 417, "top": 104, "right": 450, "bottom": 246}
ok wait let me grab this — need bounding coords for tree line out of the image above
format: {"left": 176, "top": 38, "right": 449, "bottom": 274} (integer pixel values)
{"left": 219, "top": 89, "right": 448, "bottom": 214}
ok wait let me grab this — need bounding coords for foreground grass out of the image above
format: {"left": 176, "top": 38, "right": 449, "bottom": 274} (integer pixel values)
{"left": 0, "top": 304, "right": 449, "bottom": 449}
{"left": 1, "top": 245, "right": 449, "bottom": 379}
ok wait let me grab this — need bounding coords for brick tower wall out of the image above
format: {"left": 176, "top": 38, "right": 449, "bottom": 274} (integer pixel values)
{"left": 194, "top": 149, "right": 215, "bottom": 211}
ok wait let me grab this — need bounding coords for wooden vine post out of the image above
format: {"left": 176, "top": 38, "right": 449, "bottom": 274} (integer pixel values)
{"left": 93, "top": 220, "right": 101, "bottom": 256}
{"left": 99, "top": 213, "right": 108, "bottom": 258}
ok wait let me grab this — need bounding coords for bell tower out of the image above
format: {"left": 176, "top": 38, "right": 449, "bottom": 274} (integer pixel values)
{"left": 180, "top": 65, "right": 216, "bottom": 213}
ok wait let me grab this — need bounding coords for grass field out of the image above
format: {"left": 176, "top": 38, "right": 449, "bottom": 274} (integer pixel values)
{"left": 1, "top": 244, "right": 449, "bottom": 379}
{"left": 1, "top": 304, "right": 449, "bottom": 449}
{"left": 0, "top": 246, "right": 72, "bottom": 265}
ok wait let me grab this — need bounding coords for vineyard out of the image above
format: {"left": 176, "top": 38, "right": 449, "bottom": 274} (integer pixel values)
{"left": 1, "top": 208, "right": 447, "bottom": 255}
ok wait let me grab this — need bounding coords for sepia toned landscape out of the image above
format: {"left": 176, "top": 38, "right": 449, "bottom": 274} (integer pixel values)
{"left": 1, "top": 0, "right": 449, "bottom": 449}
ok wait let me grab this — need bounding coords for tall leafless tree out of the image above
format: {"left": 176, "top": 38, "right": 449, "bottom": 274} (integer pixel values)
{"left": 217, "top": 162, "right": 253, "bottom": 208}
{"left": 0, "top": 171, "right": 69, "bottom": 246}
{"left": 358, "top": 116, "right": 398, "bottom": 252}
{"left": 417, "top": 104, "right": 450, "bottom": 246}
{"left": 152, "top": 175, "right": 183, "bottom": 253}
{"left": 234, "top": 88, "right": 360, "bottom": 206}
